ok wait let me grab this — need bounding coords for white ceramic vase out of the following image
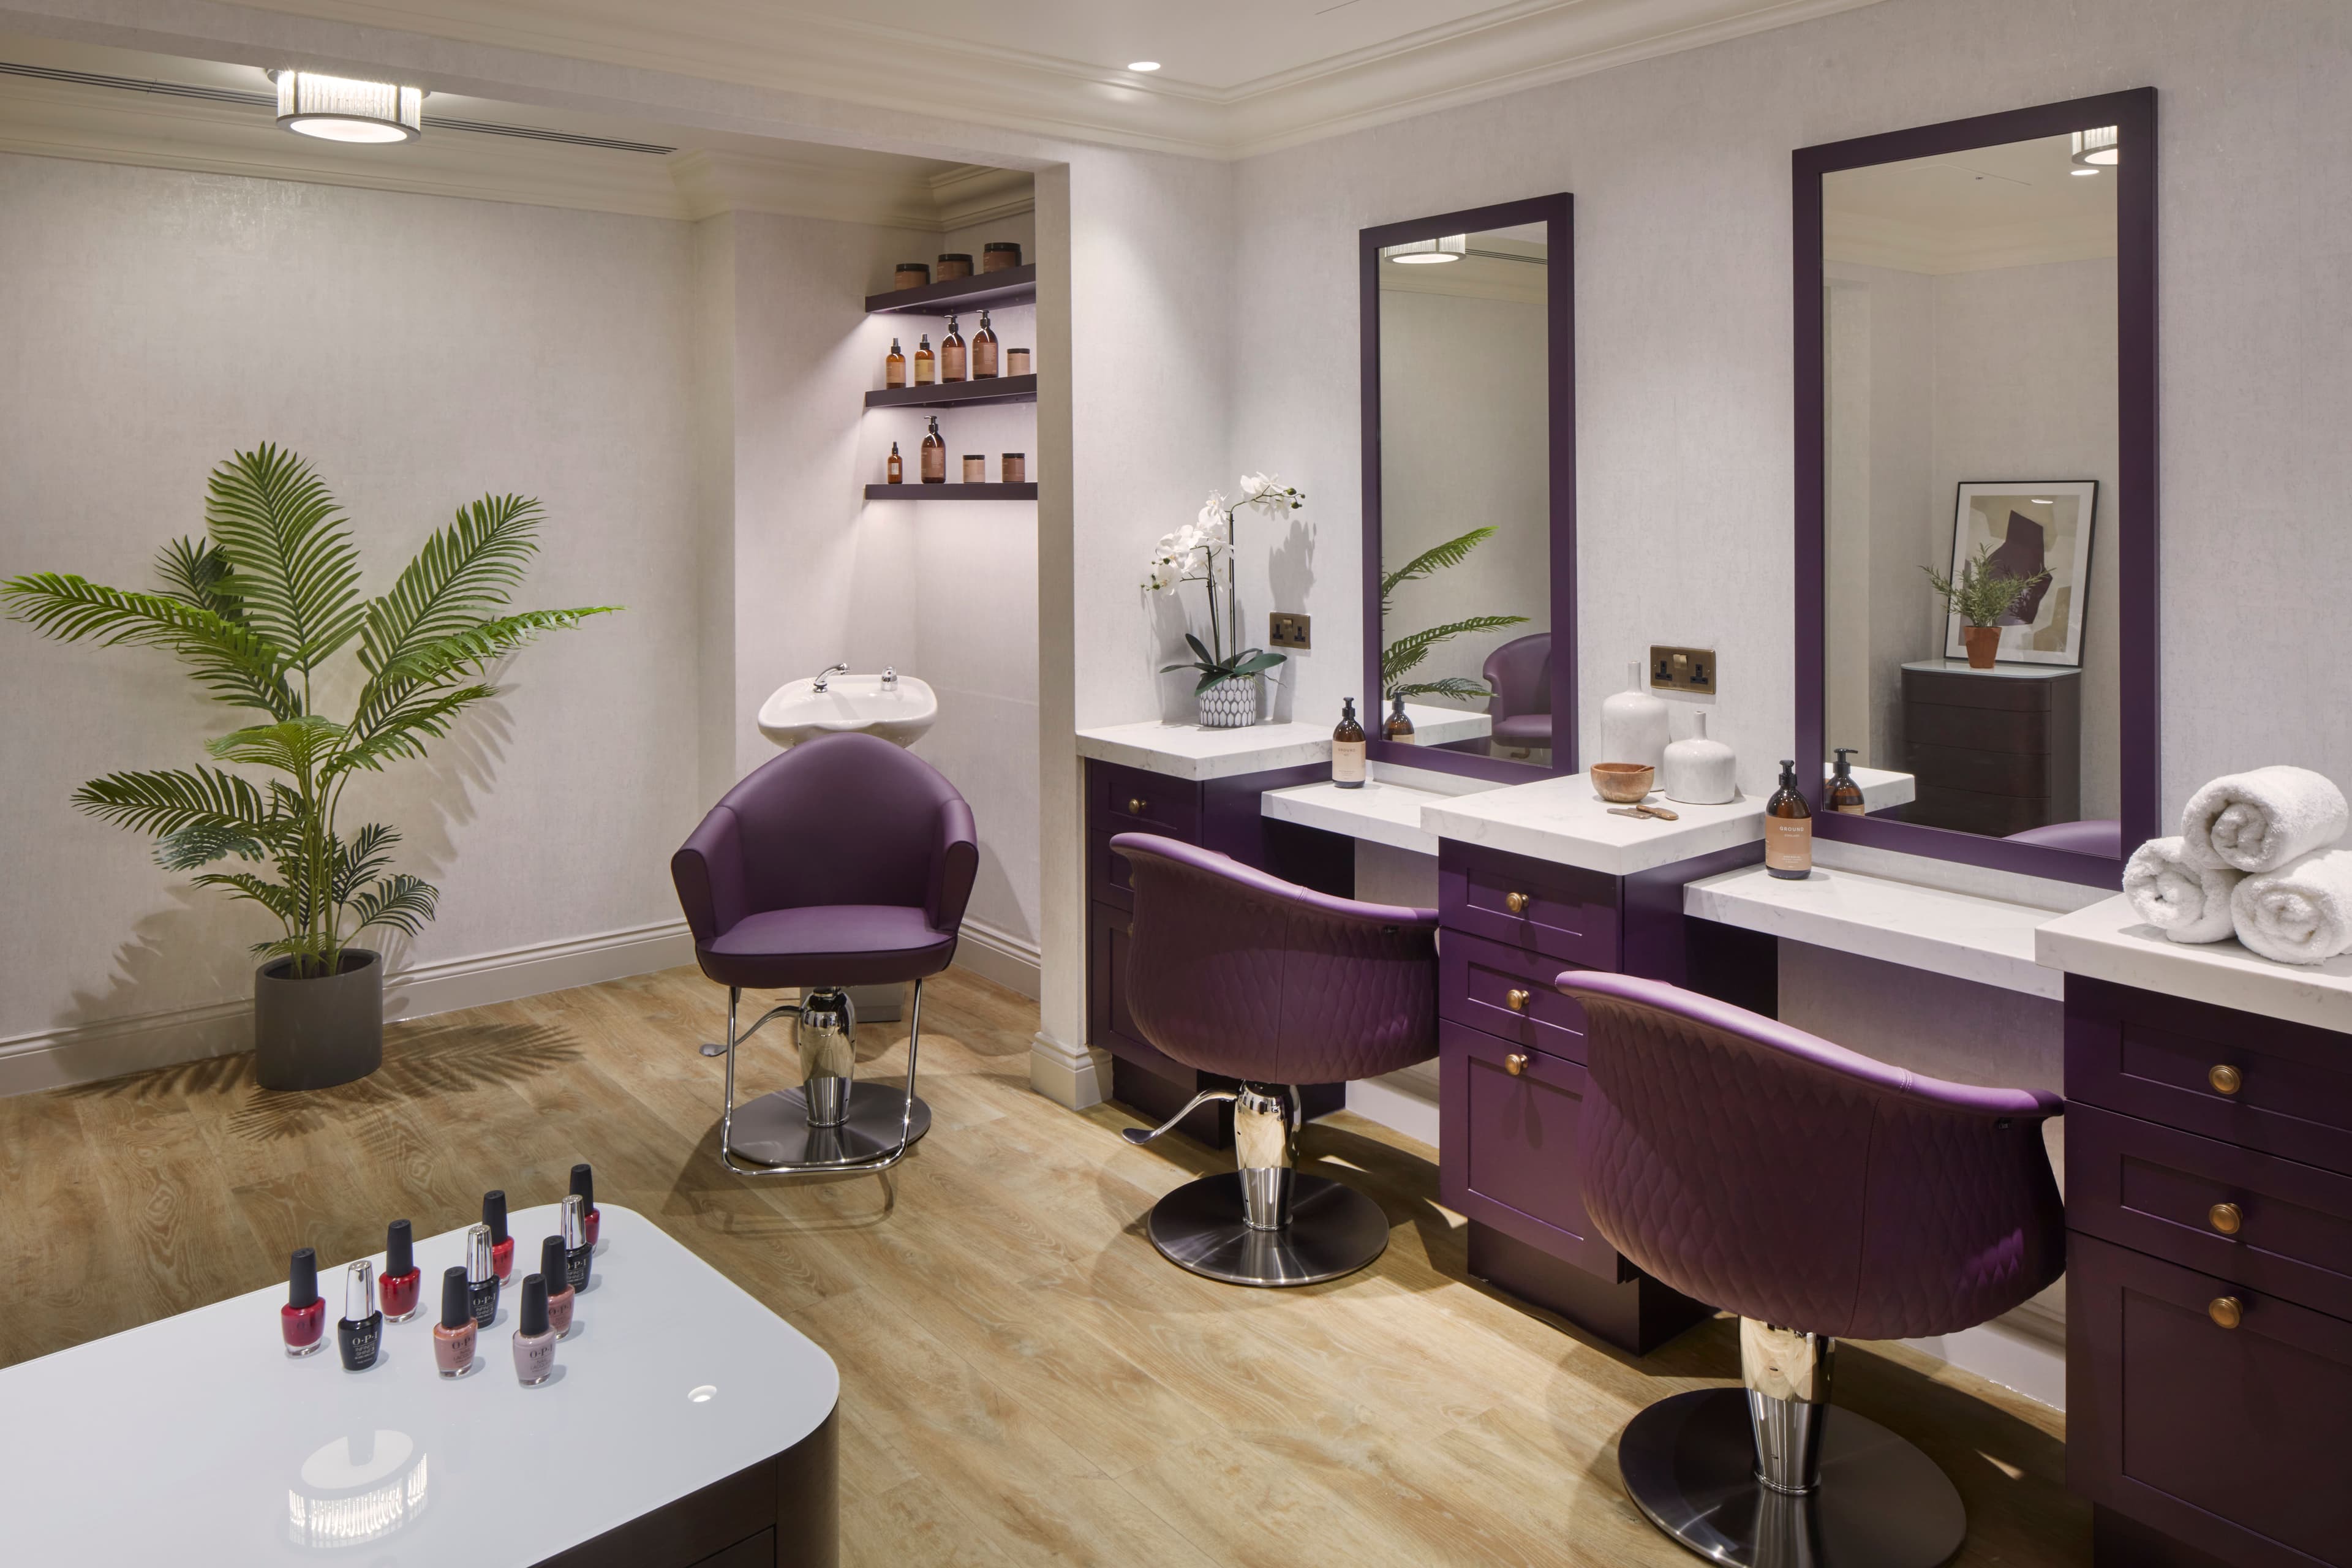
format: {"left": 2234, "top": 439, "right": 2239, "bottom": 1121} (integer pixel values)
{"left": 1598, "top": 660, "right": 1669, "bottom": 769}
{"left": 1661, "top": 710, "right": 1738, "bottom": 805}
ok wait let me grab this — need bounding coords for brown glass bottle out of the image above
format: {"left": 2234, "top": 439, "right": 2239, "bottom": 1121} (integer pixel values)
{"left": 941, "top": 314, "right": 967, "bottom": 382}
{"left": 1384, "top": 694, "right": 1416, "bottom": 744}
{"left": 913, "top": 334, "right": 935, "bottom": 385}
{"left": 885, "top": 337, "right": 905, "bottom": 389}
{"left": 886, "top": 442, "right": 903, "bottom": 484}
{"left": 1765, "top": 758, "right": 1812, "bottom": 880}
{"left": 1828, "top": 748, "right": 1867, "bottom": 815}
{"left": 920, "top": 417, "right": 945, "bottom": 483}
{"left": 1333, "top": 699, "right": 1368, "bottom": 789}
{"left": 972, "top": 309, "right": 999, "bottom": 379}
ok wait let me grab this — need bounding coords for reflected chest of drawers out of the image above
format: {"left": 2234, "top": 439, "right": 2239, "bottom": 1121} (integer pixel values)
{"left": 1901, "top": 660, "right": 2081, "bottom": 837}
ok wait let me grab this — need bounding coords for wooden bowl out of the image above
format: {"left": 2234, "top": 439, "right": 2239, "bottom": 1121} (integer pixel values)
{"left": 1590, "top": 763, "right": 1656, "bottom": 803}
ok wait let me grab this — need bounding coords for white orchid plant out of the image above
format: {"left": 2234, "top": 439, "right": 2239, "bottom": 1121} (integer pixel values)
{"left": 1145, "top": 473, "right": 1305, "bottom": 694}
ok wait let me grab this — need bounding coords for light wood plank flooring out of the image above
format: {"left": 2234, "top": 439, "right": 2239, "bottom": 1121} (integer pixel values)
{"left": 0, "top": 967, "right": 2088, "bottom": 1566}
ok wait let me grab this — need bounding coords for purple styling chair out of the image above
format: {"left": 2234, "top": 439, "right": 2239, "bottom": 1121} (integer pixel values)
{"left": 1482, "top": 633, "right": 1553, "bottom": 751}
{"left": 1110, "top": 833, "right": 1439, "bottom": 1286}
{"left": 1556, "top": 971, "right": 2064, "bottom": 1568}
{"left": 2006, "top": 818, "right": 2122, "bottom": 858}
{"left": 672, "top": 733, "right": 976, "bottom": 1177}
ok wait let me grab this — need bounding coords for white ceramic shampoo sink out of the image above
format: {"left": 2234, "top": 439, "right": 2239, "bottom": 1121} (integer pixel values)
{"left": 758, "top": 673, "right": 937, "bottom": 749}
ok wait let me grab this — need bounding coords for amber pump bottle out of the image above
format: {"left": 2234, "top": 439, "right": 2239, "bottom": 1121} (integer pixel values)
{"left": 1384, "top": 694, "right": 1416, "bottom": 744}
{"left": 913, "top": 334, "right": 935, "bottom": 385}
{"left": 941, "top": 314, "right": 967, "bottom": 382}
{"left": 885, "top": 337, "right": 905, "bottom": 389}
{"left": 886, "top": 442, "right": 903, "bottom": 484}
{"left": 1333, "top": 699, "right": 1368, "bottom": 789}
{"left": 1829, "top": 748, "right": 1867, "bottom": 815}
{"left": 1765, "top": 759, "right": 1813, "bottom": 880}
{"left": 973, "top": 310, "right": 1000, "bottom": 379}
{"left": 920, "top": 417, "right": 946, "bottom": 484}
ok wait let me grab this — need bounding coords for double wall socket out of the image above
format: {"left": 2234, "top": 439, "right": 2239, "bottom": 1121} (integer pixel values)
{"left": 1649, "top": 646, "right": 1716, "bottom": 695}
{"left": 1268, "top": 612, "right": 1312, "bottom": 650}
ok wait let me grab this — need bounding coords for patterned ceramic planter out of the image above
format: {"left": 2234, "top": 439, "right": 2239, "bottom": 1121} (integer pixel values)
{"left": 1197, "top": 674, "right": 1262, "bottom": 728}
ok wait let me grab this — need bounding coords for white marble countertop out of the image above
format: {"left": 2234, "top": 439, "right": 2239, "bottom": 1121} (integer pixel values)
{"left": 1688, "top": 863, "right": 2060, "bottom": 998}
{"left": 2037, "top": 894, "right": 2352, "bottom": 1035}
{"left": 1263, "top": 778, "right": 1458, "bottom": 855}
{"left": 1076, "top": 703, "right": 1488, "bottom": 781}
{"left": 0, "top": 1204, "right": 838, "bottom": 1565}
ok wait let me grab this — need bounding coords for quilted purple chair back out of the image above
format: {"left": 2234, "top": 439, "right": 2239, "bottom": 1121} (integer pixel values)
{"left": 1110, "top": 834, "right": 1439, "bottom": 1085}
{"left": 1482, "top": 634, "right": 1552, "bottom": 745}
{"left": 2005, "top": 818, "right": 2122, "bottom": 857}
{"left": 1556, "top": 971, "right": 2065, "bottom": 1340}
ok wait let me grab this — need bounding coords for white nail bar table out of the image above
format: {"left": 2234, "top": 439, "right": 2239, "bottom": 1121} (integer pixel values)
{"left": 0, "top": 1204, "right": 839, "bottom": 1567}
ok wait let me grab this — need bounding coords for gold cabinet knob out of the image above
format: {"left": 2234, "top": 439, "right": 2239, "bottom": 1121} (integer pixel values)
{"left": 1505, "top": 1053, "right": 1529, "bottom": 1076}
{"left": 1505, "top": 988, "right": 1532, "bottom": 1013}
{"left": 1504, "top": 891, "right": 1531, "bottom": 915}
{"left": 1127, "top": 797, "right": 1147, "bottom": 815}
{"left": 2209, "top": 1295, "right": 2244, "bottom": 1330}
{"left": 2209, "top": 1202, "right": 2243, "bottom": 1235}
{"left": 2209, "top": 1063, "right": 2242, "bottom": 1096}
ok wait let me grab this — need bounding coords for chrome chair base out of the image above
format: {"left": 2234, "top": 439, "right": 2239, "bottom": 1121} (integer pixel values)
{"left": 725, "top": 1084, "right": 934, "bottom": 1167}
{"left": 1144, "top": 1172, "right": 1389, "bottom": 1287}
{"left": 1615, "top": 1388, "right": 1966, "bottom": 1568}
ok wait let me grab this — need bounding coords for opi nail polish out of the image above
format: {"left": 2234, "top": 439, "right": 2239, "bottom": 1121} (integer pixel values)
{"left": 337, "top": 1259, "right": 382, "bottom": 1372}
{"left": 466, "top": 1223, "right": 500, "bottom": 1330}
{"left": 281, "top": 1247, "right": 325, "bottom": 1357}
{"left": 570, "top": 1163, "right": 601, "bottom": 1250}
{"left": 511, "top": 1275, "right": 557, "bottom": 1385}
{"left": 483, "top": 1190, "right": 514, "bottom": 1280}
{"left": 562, "top": 1194, "right": 592, "bottom": 1294}
{"left": 540, "top": 1235, "right": 576, "bottom": 1339}
{"left": 432, "top": 1266, "right": 478, "bottom": 1378}
{"left": 380, "top": 1219, "right": 422, "bottom": 1322}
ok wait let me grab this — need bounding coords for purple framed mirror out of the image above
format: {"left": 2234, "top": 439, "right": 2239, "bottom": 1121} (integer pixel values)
{"left": 1361, "top": 193, "right": 1575, "bottom": 783}
{"left": 1795, "top": 89, "right": 2158, "bottom": 888}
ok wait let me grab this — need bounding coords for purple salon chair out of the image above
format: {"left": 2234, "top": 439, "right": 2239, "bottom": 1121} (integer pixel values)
{"left": 1110, "top": 833, "right": 1438, "bottom": 1286}
{"left": 1555, "top": 971, "right": 2064, "bottom": 1568}
{"left": 1482, "top": 633, "right": 1553, "bottom": 752}
{"left": 2006, "top": 818, "right": 2122, "bottom": 858}
{"left": 673, "top": 732, "right": 976, "bottom": 1177}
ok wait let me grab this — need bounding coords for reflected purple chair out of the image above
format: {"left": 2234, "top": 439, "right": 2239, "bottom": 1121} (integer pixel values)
{"left": 1555, "top": 971, "right": 2064, "bottom": 1568}
{"left": 1110, "top": 833, "right": 1438, "bottom": 1286}
{"left": 2007, "top": 818, "right": 2122, "bottom": 858}
{"left": 673, "top": 733, "right": 976, "bottom": 1177}
{"left": 1482, "top": 633, "right": 1553, "bottom": 750}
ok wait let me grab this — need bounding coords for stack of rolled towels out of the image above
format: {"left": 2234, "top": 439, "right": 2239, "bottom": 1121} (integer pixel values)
{"left": 2126, "top": 765, "right": 2352, "bottom": 965}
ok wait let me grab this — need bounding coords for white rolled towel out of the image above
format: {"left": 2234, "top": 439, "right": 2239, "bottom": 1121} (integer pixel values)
{"left": 2180, "top": 765, "right": 2349, "bottom": 873}
{"left": 2125, "top": 837, "right": 2242, "bottom": 943}
{"left": 2231, "top": 849, "right": 2352, "bottom": 965}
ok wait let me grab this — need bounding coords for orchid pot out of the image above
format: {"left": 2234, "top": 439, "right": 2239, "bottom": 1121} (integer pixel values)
{"left": 1144, "top": 473, "right": 1306, "bottom": 729}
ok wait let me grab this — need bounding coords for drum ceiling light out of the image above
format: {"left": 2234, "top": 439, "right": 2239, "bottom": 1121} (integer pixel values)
{"left": 2070, "top": 126, "right": 2119, "bottom": 168}
{"left": 271, "top": 70, "right": 424, "bottom": 143}
{"left": 1385, "top": 235, "right": 1467, "bottom": 265}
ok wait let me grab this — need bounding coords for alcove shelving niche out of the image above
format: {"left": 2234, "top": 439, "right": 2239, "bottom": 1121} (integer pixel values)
{"left": 862, "top": 264, "right": 1037, "bottom": 502}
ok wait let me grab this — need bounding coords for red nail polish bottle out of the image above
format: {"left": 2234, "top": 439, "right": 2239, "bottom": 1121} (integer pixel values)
{"left": 380, "top": 1219, "right": 423, "bottom": 1322}
{"left": 281, "top": 1247, "right": 325, "bottom": 1357}
{"left": 483, "top": 1190, "right": 514, "bottom": 1280}
{"left": 570, "top": 1163, "right": 601, "bottom": 1250}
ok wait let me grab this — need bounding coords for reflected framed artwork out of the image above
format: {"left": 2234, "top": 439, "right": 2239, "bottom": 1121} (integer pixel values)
{"left": 1942, "top": 480, "right": 2098, "bottom": 666}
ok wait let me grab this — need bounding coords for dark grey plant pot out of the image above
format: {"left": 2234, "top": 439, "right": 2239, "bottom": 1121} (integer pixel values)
{"left": 254, "top": 949, "right": 383, "bottom": 1091}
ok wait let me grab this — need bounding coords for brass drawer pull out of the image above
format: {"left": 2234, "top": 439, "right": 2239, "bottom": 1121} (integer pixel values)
{"left": 2209, "top": 1063, "right": 2242, "bottom": 1096}
{"left": 1506, "top": 1053, "right": 1529, "bottom": 1076}
{"left": 1504, "top": 891, "right": 1530, "bottom": 915}
{"left": 1505, "top": 988, "right": 1532, "bottom": 1013}
{"left": 2209, "top": 1295, "right": 2244, "bottom": 1330}
{"left": 2209, "top": 1202, "right": 2242, "bottom": 1235}
{"left": 1127, "top": 797, "right": 1147, "bottom": 815}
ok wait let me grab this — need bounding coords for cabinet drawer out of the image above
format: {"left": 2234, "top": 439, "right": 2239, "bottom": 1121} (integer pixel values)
{"left": 2068, "top": 1231, "right": 2352, "bottom": 1568}
{"left": 2067, "top": 977, "right": 2352, "bottom": 1174}
{"left": 1902, "top": 668, "right": 2063, "bottom": 712}
{"left": 1437, "top": 1020, "right": 1619, "bottom": 1275}
{"left": 1085, "top": 899, "right": 1185, "bottom": 1075}
{"left": 1904, "top": 699, "right": 2057, "bottom": 754}
{"left": 1439, "top": 840, "right": 1620, "bottom": 969}
{"left": 1089, "top": 761, "right": 1201, "bottom": 840}
{"left": 1439, "top": 930, "right": 1594, "bottom": 1061}
{"left": 2070, "top": 1104, "right": 2352, "bottom": 1321}
{"left": 1087, "top": 830, "right": 1134, "bottom": 910}
{"left": 1906, "top": 741, "right": 2055, "bottom": 798}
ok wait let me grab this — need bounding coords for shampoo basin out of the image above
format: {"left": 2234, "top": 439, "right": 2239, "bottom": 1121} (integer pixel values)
{"left": 758, "top": 673, "right": 937, "bottom": 749}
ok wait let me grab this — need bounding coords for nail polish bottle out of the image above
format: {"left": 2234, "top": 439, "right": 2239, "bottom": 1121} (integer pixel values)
{"left": 380, "top": 1219, "right": 422, "bottom": 1322}
{"left": 432, "top": 1266, "right": 478, "bottom": 1378}
{"left": 540, "top": 1235, "right": 576, "bottom": 1339}
{"left": 570, "top": 1163, "right": 601, "bottom": 1250}
{"left": 562, "top": 1194, "right": 593, "bottom": 1294}
{"left": 281, "top": 1247, "right": 325, "bottom": 1357}
{"left": 483, "top": 1190, "right": 514, "bottom": 1280}
{"left": 466, "top": 1223, "right": 500, "bottom": 1330}
{"left": 336, "top": 1259, "right": 382, "bottom": 1372}
{"left": 511, "top": 1275, "right": 557, "bottom": 1386}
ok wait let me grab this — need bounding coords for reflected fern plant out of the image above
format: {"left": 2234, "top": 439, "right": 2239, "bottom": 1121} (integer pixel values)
{"left": 2, "top": 445, "right": 615, "bottom": 978}
{"left": 1380, "top": 526, "right": 1529, "bottom": 699}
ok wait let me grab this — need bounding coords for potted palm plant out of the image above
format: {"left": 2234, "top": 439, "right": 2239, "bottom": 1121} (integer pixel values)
{"left": 2, "top": 445, "right": 614, "bottom": 1090}
{"left": 1381, "top": 526, "right": 1529, "bottom": 699}
{"left": 1143, "top": 473, "right": 1305, "bottom": 727}
{"left": 1924, "top": 543, "right": 2049, "bottom": 669}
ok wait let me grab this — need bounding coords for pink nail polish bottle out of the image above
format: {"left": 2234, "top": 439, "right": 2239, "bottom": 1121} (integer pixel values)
{"left": 539, "top": 1235, "right": 576, "bottom": 1340}
{"left": 511, "top": 1275, "right": 557, "bottom": 1385}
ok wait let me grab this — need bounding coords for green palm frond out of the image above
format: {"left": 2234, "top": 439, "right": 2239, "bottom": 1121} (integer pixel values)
{"left": 360, "top": 494, "right": 542, "bottom": 677}
{"left": 352, "top": 608, "right": 614, "bottom": 741}
{"left": 155, "top": 536, "right": 242, "bottom": 621}
{"left": 1390, "top": 677, "right": 1493, "bottom": 700}
{"left": 0, "top": 572, "right": 299, "bottom": 717}
{"left": 331, "top": 824, "right": 401, "bottom": 903}
{"left": 191, "top": 870, "right": 304, "bottom": 925}
{"left": 1381, "top": 527, "right": 1499, "bottom": 614}
{"left": 349, "top": 874, "right": 438, "bottom": 938}
{"left": 71, "top": 766, "right": 284, "bottom": 843}
{"left": 204, "top": 443, "right": 367, "bottom": 674}
{"left": 331, "top": 685, "right": 496, "bottom": 776}
{"left": 1381, "top": 614, "right": 1530, "bottom": 688}
{"left": 205, "top": 715, "right": 348, "bottom": 774}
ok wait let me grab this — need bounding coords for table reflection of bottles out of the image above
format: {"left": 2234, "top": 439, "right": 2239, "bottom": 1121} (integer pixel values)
{"left": 287, "top": 1428, "right": 428, "bottom": 1550}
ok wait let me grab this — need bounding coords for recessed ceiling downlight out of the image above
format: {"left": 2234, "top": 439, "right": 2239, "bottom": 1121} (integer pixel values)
{"left": 272, "top": 69, "right": 423, "bottom": 143}
{"left": 1126, "top": 61, "right": 1161, "bottom": 72}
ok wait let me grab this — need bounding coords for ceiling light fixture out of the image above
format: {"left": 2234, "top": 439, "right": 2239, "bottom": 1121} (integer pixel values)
{"left": 2070, "top": 168, "right": 2100, "bottom": 177}
{"left": 1385, "top": 235, "right": 1467, "bottom": 265}
{"left": 1126, "top": 61, "right": 1161, "bottom": 72}
{"left": 2070, "top": 126, "right": 2119, "bottom": 168}
{"left": 271, "top": 69, "right": 423, "bottom": 143}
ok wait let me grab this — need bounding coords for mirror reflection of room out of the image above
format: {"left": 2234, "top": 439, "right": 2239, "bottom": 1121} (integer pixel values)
{"left": 1822, "top": 130, "right": 2119, "bottom": 841}
{"left": 1378, "top": 224, "right": 1550, "bottom": 762}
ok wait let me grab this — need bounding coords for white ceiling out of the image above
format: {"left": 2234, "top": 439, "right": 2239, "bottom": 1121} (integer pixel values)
{"left": 1824, "top": 132, "right": 2119, "bottom": 274}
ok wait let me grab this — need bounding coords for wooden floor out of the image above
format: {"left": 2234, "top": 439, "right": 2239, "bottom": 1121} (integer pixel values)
{"left": 0, "top": 967, "right": 2087, "bottom": 1566}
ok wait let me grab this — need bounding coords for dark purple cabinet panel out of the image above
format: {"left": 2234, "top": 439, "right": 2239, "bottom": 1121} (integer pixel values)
{"left": 1438, "top": 840, "right": 1619, "bottom": 968}
{"left": 1086, "top": 830, "right": 1134, "bottom": 910}
{"left": 1439, "top": 931, "right": 1594, "bottom": 1060}
{"left": 2068, "top": 1232, "right": 2352, "bottom": 1568}
{"left": 1438, "top": 1019, "right": 1619, "bottom": 1276}
{"left": 1085, "top": 899, "right": 1168, "bottom": 1072}
{"left": 2070, "top": 1103, "right": 2352, "bottom": 1321}
{"left": 1089, "top": 762, "right": 1202, "bottom": 841}
{"left": 2068, "top": 977, "right": 2352, "bottom": 1174}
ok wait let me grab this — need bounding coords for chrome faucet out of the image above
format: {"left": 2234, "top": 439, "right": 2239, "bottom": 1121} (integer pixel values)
{"left": 881, "top": 666, "right": 898, "bottom": 687}
{"left": 811, "top": 662, "right": 850, "bottom": 692}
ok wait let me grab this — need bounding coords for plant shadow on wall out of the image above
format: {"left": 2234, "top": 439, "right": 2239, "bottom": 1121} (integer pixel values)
{"left": 1144, "top": 474, "right": 1305, "bottom": 728}
{"left": 2, "top": 444, "right": 616, "bottom": 1091}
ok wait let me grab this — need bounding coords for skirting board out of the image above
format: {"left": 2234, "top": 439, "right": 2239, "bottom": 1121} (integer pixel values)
{"left": 952, "top": 916, "right": 1041, "bottom": 1000}
{"left": 0, "top": 918, "right": 695, "bottom": 1098}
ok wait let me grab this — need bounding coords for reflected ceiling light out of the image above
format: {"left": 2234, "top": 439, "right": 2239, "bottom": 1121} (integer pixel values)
{"left": 2071, "top": 168, "right": 2100, "bottom": 177}
{"left": 1385, "top": 235, "right": 1467, "bottom": 265}
{"left": 2070, "top": 126, "right": 2119, "bottom": 168}
{"left": 1126, "top": 61, "right": 1161, "bottom": 72}
{"left": 271, "top": 69, "right": 424, "bottom": 143}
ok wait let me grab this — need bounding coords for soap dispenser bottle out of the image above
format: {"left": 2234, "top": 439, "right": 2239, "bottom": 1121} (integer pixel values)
{"left": 1333, "top": 699, "right": 1367, "bottom": 790}
{"left": 921, "top": 417, "right": 946, "bottom": 484}
{"left": 1384, "top": 694, "right": 1415, "bottom": 744}
{"left": 1599, "top": 660, "right": 1670, "bottom": 769}
{"left": 1765, "top": 759, "right": 1813, "bottom": 880}
{"left": 1829, "top": 748, "right": 1867, "bottom": 815}
{"left": 913, "top": 334, "right": 936, "bottom": 385}
{"left": 940, "top": 314, "right": 967, "bottom": 382}
{"left": 972, "top": 309, "right": 999, "bottom": 379}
